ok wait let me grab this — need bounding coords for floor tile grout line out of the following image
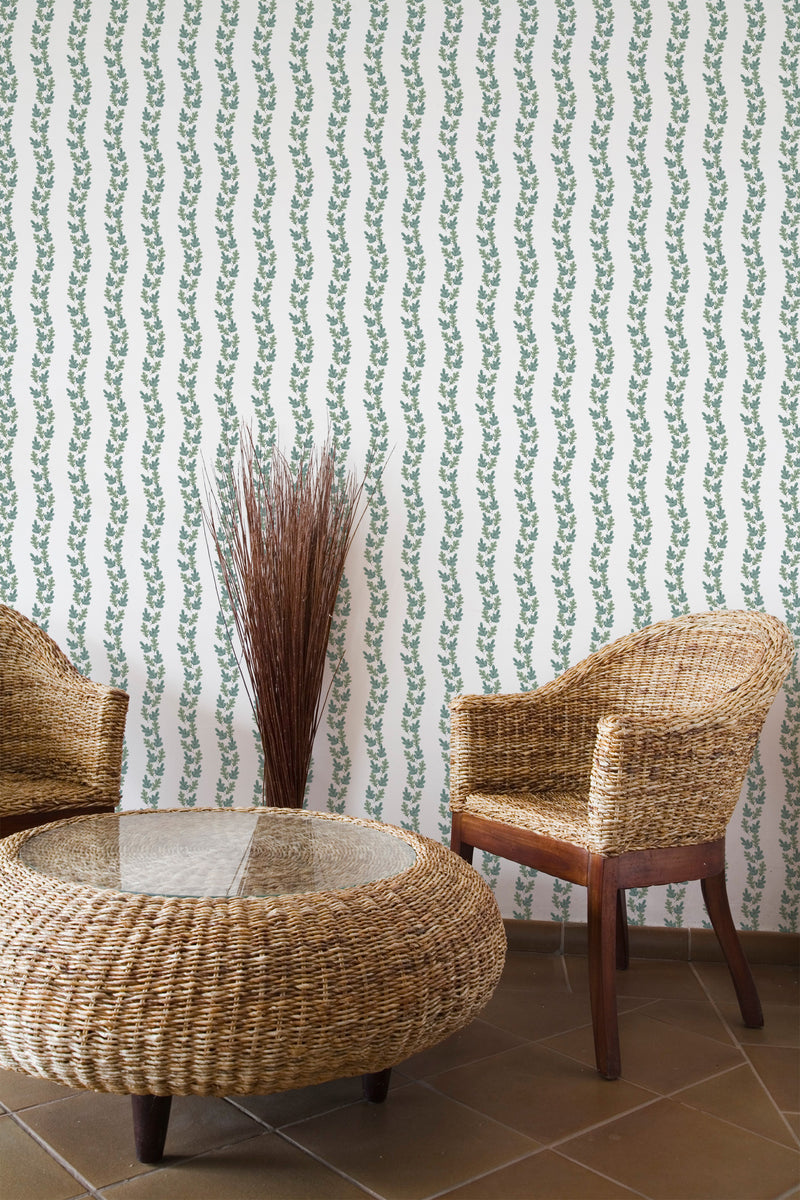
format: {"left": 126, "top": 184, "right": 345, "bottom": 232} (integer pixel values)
{"left": 412, "top": 1071, "right": 666, "bottom": 1148}
{"left": 538, "top": 1148, "right": 654, "bottom": 1200}
{"left": 524, "top": 1091, "right": 666, "bottom": 1197}
{"left": 737, "top": 1047, "right": 800, "bottom": 1149}
{"left": 7, "top": 1096, "right": 272, "bottom": 1194}
{"left": 0, "top": 1091, "right": 83, "bottom": 1116}
{"left": 266, "top": 1073, "right": 663, "bottom": 1200}
{"left": 419, "top": 1146, "right": 555, "bottom": 1200}
{"left": 775, "top": 1184, "right": 800, "bottom": 1200}
{"left": 227, "top": 1091, "right": 403, "bottom": 1198}
{"left": 6, "top": 1072, "right": 653, "bottom": 1199}
{"left": 273, "top": 1125, "right": 385, "bottom": 1199}
{"left": 664, "top": 1060, "right": 800, "bottom": 1151}
{"left": 235, "top": 1060, "right": 662, "bottom": 1194}
{"left": 414, "top": 1034, "right": 794, "bottom": 1157}
{"left": 689, "top": 960, "right": 800, "bottom": 1149}
{"left": 225, "top": 1081, "right": 411, "bottom": 1136}
{"left": 536, "top": 1090, "right": 797, "bottom": 1200}
{"left": 228, "top": 1088, "right": 456, "bottom": 1200}
{"left": 481, "top": 1010, "right": 595, "bottom": 1043}
{"left": 223, "top": 1094, "right": 278, "bottom": 1132}
{"left": 535, "top": 1023, "right": 800, "bottom": 1153}
{"left": 95, "top": 1123, "right": 270, "bottom": 1192}
{"left": 236, "top": 1072, "right": 654, "bottom": 1200}
{"left": 5, "top": 1107, "right": 104, "bottom": 1200}
{"left": 420, "top": 1142, "right": 654, "bottom": 1200}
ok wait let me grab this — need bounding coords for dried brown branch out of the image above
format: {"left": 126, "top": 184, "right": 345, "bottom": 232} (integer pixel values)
{"left": 204, "top": 428, "right": 368, "bottom": 807}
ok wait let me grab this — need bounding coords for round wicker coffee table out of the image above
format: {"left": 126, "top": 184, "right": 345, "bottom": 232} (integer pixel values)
{"left": 0, "top": 808, "right": 505, "bottom": 1161}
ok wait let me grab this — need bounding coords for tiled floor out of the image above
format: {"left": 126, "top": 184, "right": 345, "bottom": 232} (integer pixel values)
{"left": 1, "top": 953, "right": 798, "bottom": 1200}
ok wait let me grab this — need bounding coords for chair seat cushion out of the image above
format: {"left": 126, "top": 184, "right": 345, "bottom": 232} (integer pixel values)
{"left": 0, "top": 772, "right": 103, "bottom": 818}
{"left": 463, "top": 790, "right": 593, "bottom": 848}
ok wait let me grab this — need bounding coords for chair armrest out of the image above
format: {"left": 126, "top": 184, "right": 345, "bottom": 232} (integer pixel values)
{"left": 589, "top": 709, "right": 764, "bottom": 854}
{"left": 1, "top": 607, "right": 129, "bottom": 801}
{"left": 42, "top": 676, "right": 129, "bottom": 794}
{"left": 3, "top": 667, "right": 128, "bottom": 801}
{"left": 449, "top": 685, "right": 598, "bottom": 808}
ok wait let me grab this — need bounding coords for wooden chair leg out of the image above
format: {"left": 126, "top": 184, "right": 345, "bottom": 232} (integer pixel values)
{"left": 450, "top": 813, "right": 474, "bottom": 865}
{"left": 131, "top": 1094, "right": 172, "bottom": 1164}
{"left": 587, "top": 855, "right": 621, "bottom": 1079}
{"left": 362, "top": 1067, "right": 392, "bottom": 1102}
{"left": 701, "top": 869, "right": 763, "bottom": 1028}
{"left": 615, "top": 889, "right": 629, "bottom": 970}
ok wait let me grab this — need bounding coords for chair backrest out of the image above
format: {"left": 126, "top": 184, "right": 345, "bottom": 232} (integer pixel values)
{"left": 1, "top": 606, "right": 81, "bottom": 767}
{"left": 567, "top": 610, "right": 793, "bottom": 725}
{"left": 1, "top": 604, "right": 129, "bottom": 787}
{"left": 1, "top": 605, "right": 84, "bottom": 681}
{"left": 449, "top": 610, "right": 793, "bottom": 821}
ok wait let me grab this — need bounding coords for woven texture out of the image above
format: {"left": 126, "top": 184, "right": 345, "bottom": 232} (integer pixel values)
{"left": 0, "top": 809, "right": 505, "bottom": 1097}
{"left": 0, "top": 605, "right": 129, "bottom": 823}
{"left": 450, "top": 610, "right": 794, "bottom": 856}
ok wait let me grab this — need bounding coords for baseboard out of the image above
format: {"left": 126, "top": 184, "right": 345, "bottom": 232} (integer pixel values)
{"left": 503, "top": 918, "right": 800, "bottom": 965}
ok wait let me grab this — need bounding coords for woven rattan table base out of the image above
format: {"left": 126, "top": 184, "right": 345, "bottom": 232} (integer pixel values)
{"left": 0, "top": 810, "right": 505, "bottom": 1105}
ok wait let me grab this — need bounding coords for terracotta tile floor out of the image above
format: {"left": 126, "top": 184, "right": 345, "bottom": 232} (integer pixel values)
{"left": 1, "top": 953, "right": 798, "bottom": 1200}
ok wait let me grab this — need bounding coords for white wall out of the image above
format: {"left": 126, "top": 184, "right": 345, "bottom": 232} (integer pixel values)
{"left": 1, "top": 0, "right": 798, "bottom": 928}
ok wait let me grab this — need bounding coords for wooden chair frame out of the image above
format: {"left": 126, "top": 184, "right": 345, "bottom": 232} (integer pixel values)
{"left": 451, "top": 811, "right": 761, "bottom": 1079}
{"left": 449, "top": 610, "right": 794, "bottom": 1080}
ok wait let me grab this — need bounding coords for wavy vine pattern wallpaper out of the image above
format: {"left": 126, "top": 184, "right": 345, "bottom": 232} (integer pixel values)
{"left": 0, "top": 0, "right": 798, "bottom": 929}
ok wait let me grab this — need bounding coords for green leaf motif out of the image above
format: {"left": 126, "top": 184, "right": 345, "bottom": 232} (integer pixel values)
{"left": 399, "top": 0, "right": 427, "bottom": 833}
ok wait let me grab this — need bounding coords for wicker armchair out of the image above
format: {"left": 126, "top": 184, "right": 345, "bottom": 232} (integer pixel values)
{"left": 450, "top": 610, "right": 794, "bottom": 1080}
{"left": 0, "top": 604, "right": 129, "bottom": 837}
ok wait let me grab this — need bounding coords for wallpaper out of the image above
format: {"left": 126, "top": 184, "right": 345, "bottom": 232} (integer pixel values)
{"left": 0, "top": 0, "right": 798, "bottom": 929}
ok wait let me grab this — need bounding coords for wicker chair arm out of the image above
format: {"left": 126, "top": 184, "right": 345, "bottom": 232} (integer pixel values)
{"left": 1, "top": 606, "right": 129, "bottom": 798}
{"left": 42, "top": 677, "right": 129, "bottom": 790}
{"left": 3, "top": 668, "right": 128, "bottom": 794}
{"left": 588, "top": 709, "right": 765, "bottom": 854}
{"left": 449, "top": 687, "right": 595, "bottom": 808}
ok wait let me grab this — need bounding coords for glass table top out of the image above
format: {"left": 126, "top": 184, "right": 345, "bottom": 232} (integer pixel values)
{"left": 19, "top": 810, "right": 417, "bottom": 898}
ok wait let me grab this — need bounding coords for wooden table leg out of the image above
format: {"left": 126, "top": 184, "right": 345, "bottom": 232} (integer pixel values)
{"left": 131, "top": 1094, "right": 172, "bottom": 1163}
{"left": 362, "top": 1068, "right": 391, "bottom": 1103}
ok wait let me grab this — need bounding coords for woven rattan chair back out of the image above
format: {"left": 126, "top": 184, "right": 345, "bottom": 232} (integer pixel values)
{"left": 565, "top": 612, "right": 777, "bottom": 713}
{"left": 450, "top": 611, "right": 792, "bottom": 843}
{"left": 449, "top": 610, "right": 794, "bottom": 1080}
{"left": 0, "top": 605, "right": 129, "bottom": 836}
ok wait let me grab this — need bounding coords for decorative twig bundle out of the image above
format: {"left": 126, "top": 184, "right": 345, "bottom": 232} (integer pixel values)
{"left": 204, "top": 429, "right": 367, "bottom": 807}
